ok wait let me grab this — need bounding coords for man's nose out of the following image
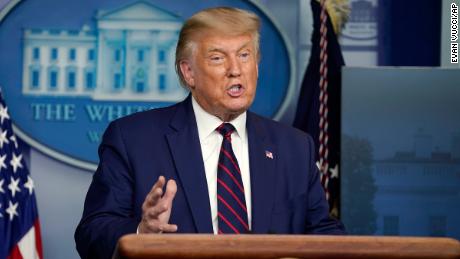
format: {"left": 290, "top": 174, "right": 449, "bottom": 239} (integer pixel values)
{"left": 227, "top": 56, "right": 242, "bottom": 77}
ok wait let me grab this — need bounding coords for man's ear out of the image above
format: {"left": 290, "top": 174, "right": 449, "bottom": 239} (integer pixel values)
{"left": 179, "top": 60, "right": 195, "bottom": 89}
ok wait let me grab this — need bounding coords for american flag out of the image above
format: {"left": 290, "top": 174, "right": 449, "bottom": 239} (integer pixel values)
{"left": 0, "top": 90, "right": 43, "bottom": 259}
{"left": 293, "top": 0, "right": 348, "bottom": 218}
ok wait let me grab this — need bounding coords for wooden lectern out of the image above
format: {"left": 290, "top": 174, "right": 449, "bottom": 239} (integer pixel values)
{"left": 114, "top": 234, "right": 460, "bottom": 259}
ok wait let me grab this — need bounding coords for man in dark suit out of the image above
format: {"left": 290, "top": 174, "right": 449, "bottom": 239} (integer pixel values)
{"left": 75, "top": 6, "right": 345, "bottom": 259}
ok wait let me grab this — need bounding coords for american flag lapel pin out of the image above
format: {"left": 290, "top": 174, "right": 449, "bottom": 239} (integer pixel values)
{"left": 265, "top": 150, "right": 273, "bottom": 159}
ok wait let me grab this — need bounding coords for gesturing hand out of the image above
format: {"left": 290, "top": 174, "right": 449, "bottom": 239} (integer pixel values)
{"left": 138, "top": 176, "right": 178, "bottom": 233}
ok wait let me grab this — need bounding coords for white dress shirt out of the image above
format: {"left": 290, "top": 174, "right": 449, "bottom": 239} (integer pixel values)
{"left": 192, "top": 96, "right": 252, "bottom": 234}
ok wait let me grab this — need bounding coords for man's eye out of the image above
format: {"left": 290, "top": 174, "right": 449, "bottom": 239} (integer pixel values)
{"left": 210, "top": 56, "right": 223, "bottom": 62}
{"left": 240, "top": 52, "right": 250, "bottom": 59}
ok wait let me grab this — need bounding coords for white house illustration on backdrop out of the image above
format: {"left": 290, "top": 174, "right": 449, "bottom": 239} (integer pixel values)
{"left": 21, "top": 1, "right": 188, "bottom": 101}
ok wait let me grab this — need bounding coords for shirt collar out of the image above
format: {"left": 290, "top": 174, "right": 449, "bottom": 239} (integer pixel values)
{"left": 192, "top": 96, "right": 247, "bottom": 142}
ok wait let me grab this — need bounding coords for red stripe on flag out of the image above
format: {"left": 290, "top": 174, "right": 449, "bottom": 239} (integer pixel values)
{"left": 7, "top": 245, "right": 23, "bottom": 259}
{"left": 34, "top": 220, "right": 43, "bottom": 259}
{"left": 218, "top": 212, "right": 240, "bottom": 234}
{"left": 217, "top": 179, "right": 247, "bottom": 212}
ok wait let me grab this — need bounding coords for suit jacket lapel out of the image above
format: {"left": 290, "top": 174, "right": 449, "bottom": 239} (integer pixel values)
{"left": 247, "top": 112, "right": 276, "bottom": 233}
{"left": 166, "top": 96, "right": 213, "bottom": 233}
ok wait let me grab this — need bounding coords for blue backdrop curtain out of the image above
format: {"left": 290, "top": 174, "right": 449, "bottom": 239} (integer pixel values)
{"left": 378, "top": 0, "right": 442, "bottom": 66}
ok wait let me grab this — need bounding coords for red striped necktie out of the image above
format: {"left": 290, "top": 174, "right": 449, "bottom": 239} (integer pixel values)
{"left": 216, "top": 123, "right": 249, "bottom": 234}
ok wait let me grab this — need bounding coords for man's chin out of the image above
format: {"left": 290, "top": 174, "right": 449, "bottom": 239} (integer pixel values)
{"left": 216, "top": 106, "right": 244, "bottom": 121}
{"left": 227, "top": 98, "right": 253, "bottom": 110}
{"left": 227, "top": 103, "right": 251, "bottom": 113}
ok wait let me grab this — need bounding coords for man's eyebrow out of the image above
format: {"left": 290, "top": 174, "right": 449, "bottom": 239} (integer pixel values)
{"left": 236, "top": 41, "right": 252, "bottom": 52}
{"left": 206, "top": 47, "right": 225, "bottom": 53}
{"left": 206, "top": 41, "right": 253, "bottom": 54}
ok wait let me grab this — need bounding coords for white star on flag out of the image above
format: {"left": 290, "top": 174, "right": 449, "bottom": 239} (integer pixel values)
{"left": 0, "top": 203, "right": 3, "bottom": 218}
{"left": 10, "top": 153, "right": 23, "bottom": 173}
{"left": 0, "top": 178, "right": 4, "bottom": 193}
{"left": 0, "top": 153, "right": 7, "bottom": 171}
{"left": 329, "top": 164, "right": 339, "bottom": 179}
{"left": 24, "top": 176, "right": 34, "bottom": 195}
{"left": 6, "top": 201, "right": 19, "bottom": 221}
{"left": 8, "top": 176, "right": 21, "bottom": 198}
{"left": 10, "top": 134, "right": 18, "bottom": 149}
{"left": 0, "top": 129, "right": 9, "bottom": 148}
{"left": 0, "top": 104, "right": 10, "bottom": 124}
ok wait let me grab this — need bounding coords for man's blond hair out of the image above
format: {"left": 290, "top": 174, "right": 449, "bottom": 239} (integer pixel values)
{"left": 175, "top": 7, "right": 261, "bottom": 87}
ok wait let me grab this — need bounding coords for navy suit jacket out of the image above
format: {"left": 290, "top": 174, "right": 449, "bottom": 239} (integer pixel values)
{"left": 75, "top": 96, "right": 345, "bottom": 259}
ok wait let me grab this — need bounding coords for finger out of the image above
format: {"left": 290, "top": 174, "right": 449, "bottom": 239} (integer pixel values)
{"left": 146, "top": 203, "right": 169, "bottom": 219}
{"left": 149, "top": 187, "right": 163, "bottom": 207}
{"left": 163, "top": 179, "right": 177, "bottom": 203}
{"left": 143, "top": 187, "right": 162, "bottom": 210}
{"left": 139, "top": 220, "right": 169, "bottom": 234}
{"left": 158, "top": 223, "right": 178, "bottom": 233}
{"left": 151, "top": 176, "right": 166, "bottom": 192}
{"left": 145, "top": 176, "right": 166, "bottom": 206}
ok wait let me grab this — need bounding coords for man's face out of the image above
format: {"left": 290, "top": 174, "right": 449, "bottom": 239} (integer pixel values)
{"left": 180, "top": 32, "right": 258, "bottom": 121}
